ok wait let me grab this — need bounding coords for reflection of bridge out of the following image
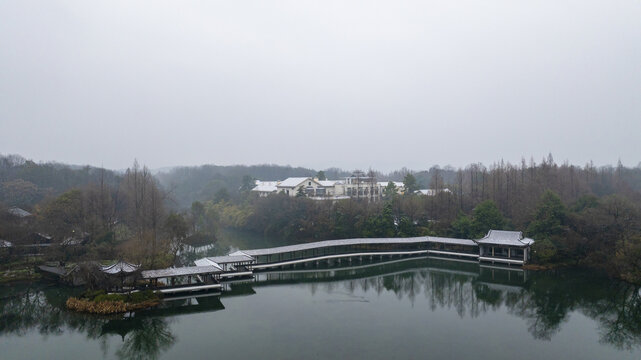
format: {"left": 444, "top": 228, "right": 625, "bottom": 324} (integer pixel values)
{"left": 126, "top": 256, "right": 528, "bottom": 323}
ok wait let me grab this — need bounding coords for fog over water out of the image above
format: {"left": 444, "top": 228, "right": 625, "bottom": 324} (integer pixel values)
{"left": 1, "top": 1, "right": 639, "bottom": 171}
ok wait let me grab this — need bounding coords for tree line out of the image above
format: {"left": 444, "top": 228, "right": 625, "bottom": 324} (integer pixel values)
{"left": 2, "top": 154, "right": 640, "bottom": 282}
{"left": 193, "top": 156, "right": 641, "bottom": 282}
{"left": 1, "top": 160, "right": 193, "bottom": 269}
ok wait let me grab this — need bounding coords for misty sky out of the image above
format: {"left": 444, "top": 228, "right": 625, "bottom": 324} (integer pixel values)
{"left": 1, "top": 1, "right": 640, "bottom": 172}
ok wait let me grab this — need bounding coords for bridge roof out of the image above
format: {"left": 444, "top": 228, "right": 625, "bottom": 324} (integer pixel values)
{"left": 141, "top": 265, "right": 223, "bottom": 279}
{"left": 207, "top": 255, "right": 255, "bottom": 263}
{"left": 426, "top": 236, "right": 477, "bottom": 246}
{"left": 195, "top": 255, "right": 255, "bottom": 267}
{"left": 233, "top": 237, "right": 428, "bottom": 257}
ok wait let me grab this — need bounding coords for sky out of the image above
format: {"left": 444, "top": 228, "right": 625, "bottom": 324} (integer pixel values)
{"left": 1, "top": 0, "right": 640, "bottom": 172}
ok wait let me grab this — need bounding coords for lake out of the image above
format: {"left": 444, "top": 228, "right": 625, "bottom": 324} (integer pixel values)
{"left": 1, "top": 255, "right": 641, "bottom": 360}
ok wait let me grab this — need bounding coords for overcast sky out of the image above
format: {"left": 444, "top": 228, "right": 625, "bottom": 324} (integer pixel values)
{"left": 1, "top": 1, "right": 639, "bottom": 172}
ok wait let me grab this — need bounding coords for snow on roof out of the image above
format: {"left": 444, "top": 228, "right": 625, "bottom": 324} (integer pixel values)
{"left": 427, "top": 236, "right": 478, "bottom": 246}
{"left": 377, "top": 181, "right": 404, "bottom": 187}
{"left": 195, "top": 255, "right": 254, "bottom": 266}
{"left": 309, "top": 196, "right": 351, "bottom": 201}
{"left": 8, "top": 207, "right": 32, "bottom": 218}
{"left": 318, "top": 180, "right": 338, "bottom": 187}
{"left": 476, "top": 230, "right": 534, "bottom": 247}
{"left": 141, "top": 265, "right": 223, "bottom": 279}
{"left": 252, "top": 184, "right": 278, "bottom": 192}
{"left": 194, "top": 258, "right": 216, "bottom": 267}
{"left": 416, "top": 189, "right": 452, "bottom": 196}
{"left": 0, "top": 240, "right": 12, "bottom": 247}
{"left": 100, "top": 260, "right": 140, "bottom": 274}
{"left": 521, "top": 237, "right": 535, "bottom": 245}
{"left": 255, "top": 180, "right": 279, "bottom": 186}
{"left": 236, "top": 237, "right": 429, "bottom": 257}
{"left": 207, "top": 255, "right": 255, "bottom": 263}
{"left": 229, "top": 250, "right": 252, "bottom": 258}
{"left": 277, "top": 177, "right": 312, "bottom": 188}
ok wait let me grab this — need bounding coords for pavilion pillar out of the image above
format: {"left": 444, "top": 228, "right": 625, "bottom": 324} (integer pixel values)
{"left": 492, "top": 247, "right": 494, "bottom": 257}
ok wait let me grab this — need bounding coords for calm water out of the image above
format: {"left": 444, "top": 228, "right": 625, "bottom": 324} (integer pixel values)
{"left": 1, "top": 257, "right": 641, "bottom": 360}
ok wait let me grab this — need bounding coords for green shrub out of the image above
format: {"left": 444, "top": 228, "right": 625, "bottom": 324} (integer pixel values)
{"left": 532, "top": 238, "right": 558, "bottom": 264}
{"left": 94, "top": 293, "right": 126, "bottom": 302}
{"left": 80, "top": 289, "right": 106, "bottom": 300}
{"left": 128, "top": 290, "right": 158, "bottom": 303}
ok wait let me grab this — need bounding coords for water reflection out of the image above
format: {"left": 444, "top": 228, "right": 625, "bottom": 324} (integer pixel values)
{"left": 2, "top": 257, "right": 641, "bottom": 359}
{"left": 111, "top": 317, "right": 175, "bottom": 360}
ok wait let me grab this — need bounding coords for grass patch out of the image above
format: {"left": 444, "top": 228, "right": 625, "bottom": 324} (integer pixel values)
{"left": 67, "top": 289, "right": 161, "bottom": 314}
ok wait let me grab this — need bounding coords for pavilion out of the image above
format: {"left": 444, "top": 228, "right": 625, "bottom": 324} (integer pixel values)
{"left": 476, "top": 230, "right": 534, "bottom": 265}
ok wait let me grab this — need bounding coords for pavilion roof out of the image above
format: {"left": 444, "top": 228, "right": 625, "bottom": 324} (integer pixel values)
{"left": 100, "top": 260, "right": 140, "bottom": 274}
{"left": 475, "top": 230, "right": 534, "bottom": 247}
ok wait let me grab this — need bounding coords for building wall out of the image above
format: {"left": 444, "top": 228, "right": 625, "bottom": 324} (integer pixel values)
{"left": 278, "top": 178, "right": 326, "bottom": 197}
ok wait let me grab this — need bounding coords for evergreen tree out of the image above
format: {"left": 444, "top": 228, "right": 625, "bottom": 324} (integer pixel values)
{"left": 403, "top": 173, "right": 418, "bottom": 194}
{"left": 527, "top": 190, "right": 566, "bottom": 240}
{"left": 383, "top": 181, "right": 398, "bottom": 198}
{"left": 471, "top": 200, "right": 505, "bottom": 237}
{"left": 450, "top": 212, "right": 473, "bottom": 239}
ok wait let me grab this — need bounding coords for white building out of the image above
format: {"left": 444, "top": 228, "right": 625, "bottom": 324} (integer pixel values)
{"left": 252, "top": 174, "right": 422, "bottom": 201}
{"left": 251, "top": 180, "right": 279, "bottom": 197}
{"left": 276, "top": 177, "right": 326, "bottom": 197}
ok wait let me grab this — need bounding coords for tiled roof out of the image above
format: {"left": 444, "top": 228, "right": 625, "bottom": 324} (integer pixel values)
{"left": 475, "top": 230, "right": 534, "bottom": 247}
{"left": 234, "top": 237, "right": 428, "bottom": 257}
{"left": 277, "top": 177, "right": 312, "bottom": 188}
{"left": 427, "top": 236, "right": 478, "bottom": 246}
{"left": 8, "top": 207, "right": 32, "bottom": 218}
{"left": 100, "top": 261, "right": 140, "bottom": 274}
{"left": 141, "top": 265, "right": 223, "bottom": 279}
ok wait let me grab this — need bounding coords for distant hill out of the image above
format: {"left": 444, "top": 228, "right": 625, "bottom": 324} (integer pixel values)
{"left": 4, "top": 153, "right": 638, "bottom": 211}
{"left": 0, "top": 154, "right": 121, "bottom": 209}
